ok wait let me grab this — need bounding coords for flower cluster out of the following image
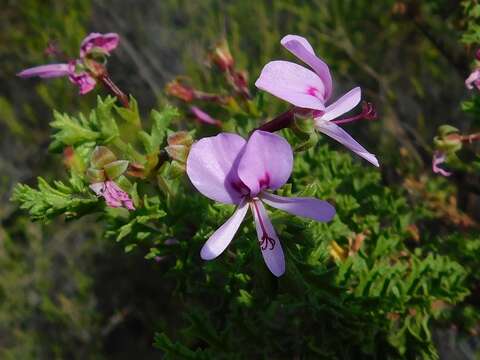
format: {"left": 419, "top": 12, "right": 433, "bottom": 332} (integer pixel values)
{"left": 18, "top": 33, "right": 119, "bottom": 95}
{"left": 18, "top": 33, "right": 380, "bottom": 276}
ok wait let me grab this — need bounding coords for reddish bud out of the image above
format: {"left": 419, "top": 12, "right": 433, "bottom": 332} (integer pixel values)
{"left": 210, "top": 40, "right": 234, "bottom": 72}
{"left": 165, "top": 80, "right": 195, "bottom": 102}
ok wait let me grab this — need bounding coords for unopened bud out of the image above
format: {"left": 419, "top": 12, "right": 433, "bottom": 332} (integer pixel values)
{"left": 165, "top": 80, "right": 195, "bottom": 102}
{"left": 210, "top": 40, "right": 234, "bottom": 72}
{"left": 91, "top": 146, "right": 117, "bottom": 169}
{"left": 104, "top": 160, "right": 129, "bottom": 180}
{"left": 86, "top": 168, "right": 106, "bottom": 183}
{"left": 167, "top": 131, "right": 193, "bottom": 146}
{"left": 165, "top": 144, "right": 189, "bottom": 163}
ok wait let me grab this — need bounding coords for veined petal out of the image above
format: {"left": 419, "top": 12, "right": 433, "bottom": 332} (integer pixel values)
{"left": 237, "top": 131, "right": 293, "bottom": 197}
{"left": 255, "top": 60, "right": 326, "bottom": 111}
{"left": 186, "top": 133, "right": 246, "bottom": 204}
{"left": 200, "top": 201, "right": 249, "bottom": 260}
{"left": 68, "top": 71, "right": 96, "bottom": 95}
{"left": 17, "top": 63, "right": 71, "bottom": 78}
{"left": 315, "top": 121, "right": 379, "bottom": 167}
{"left": 321, "top": 87, "right": 361, "bottom": 121}
{"left": 262, "top": 192, "right": 335, "bottom": 222}
{"left": 80, "top": 32, "right": 120, "bottom": 57}
{"left": 281, "top": 34, "right": 333, "bottom": 100}
{"left": 250, "top": 200, "right": 285, "bottom": 277}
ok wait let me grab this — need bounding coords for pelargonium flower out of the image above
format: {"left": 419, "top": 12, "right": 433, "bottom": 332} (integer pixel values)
{"left": 432, "top": 151, "right": 452, "bottom": 177}
{"left": 186, "top": 130, "right": 335, "bottom": 276}
{"left": 255, "top": 34, "right": 379, "bottom": 167}
{"left": 18, "top": 32, "right": 119, "bottom": 95}
{"left": 90, "top": 181, "right": 135, "bottom": 210}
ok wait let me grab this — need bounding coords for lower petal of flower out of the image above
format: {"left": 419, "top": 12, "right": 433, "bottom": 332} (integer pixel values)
{"left": 250, "top": 199, "right": 285, "bottom": 277}
{"left": 314, "top": 120, "right": 379, "bottom": 167}
{"left": 200, "top": 201, "right": 249, "bottom": 260}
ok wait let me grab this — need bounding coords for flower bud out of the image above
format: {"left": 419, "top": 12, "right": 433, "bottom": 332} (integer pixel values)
{"left": 167, "top": 131, "right": 193, "bottom": 146}
{"left": 165, "top": 80, "right": 195, "bottom": 102}
{"left": 210, "top": 40, "right": 234, "bottom": 72}
{"left": 104, "top": 160, "right": 129, "bottom": 180}
{"left": 86, "top": 168, "right": 106, "bottom": 183}
{"left": 165, "top": 145, "right": 189, "bottom": 163}
{"left": 91, "top": 146, "right": 117, "bottom": 169}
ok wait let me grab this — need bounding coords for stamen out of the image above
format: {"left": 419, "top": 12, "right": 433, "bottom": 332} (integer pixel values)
{"left": 252, "top": 200, "right": 276, "bottom": 250}
{"left": 331, "top": 101, "right": 377, "bottom": 125}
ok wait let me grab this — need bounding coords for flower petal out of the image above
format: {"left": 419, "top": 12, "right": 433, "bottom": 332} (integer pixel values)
{"left": 69, "top": 71, "right": 97, "bottom": 95}
{"left": 432, "top": 151, "right": 452, "bottom": 177}
{"left": 321, "top": 87, "right": 361, "bottom": 121}
{"left": 200, "top": 201, "right": 249, "bottom": 260}
{"left": 186, "top": 133, "right": 246, "bottom": 204}
{"left": 255, "top": 60, "right": 326, "bottom": 111}
{"left": 80, "top": 32, "right": 120, "bottom": 57}
{"left": 250, "top": 200, "right": 285, "bottom": 277}
{"left": 262, "top": 192, "right": 335, "bottom": 222}
{"left": 190, "top": 106, "right": 221, "bottom": 126}
{"left": 237, "top": 131, "right": 293, "bottom": 197}
{"left": 315, "top": 121, "right": 379, "bottom": 167}
{"left": 281, "top": 34, "right": 333, "bottom": 100}
{"left": 17, "top": 64, "right": 71, "bottom": 78}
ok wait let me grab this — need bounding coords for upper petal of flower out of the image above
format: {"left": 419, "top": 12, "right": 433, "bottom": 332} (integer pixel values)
{"left": 281, "top": 34, "right": 333, "bottom": 100}
{"left": 255, "top": 60, "right": 326, "bottom": 111}
{"left": 320, "top": 87, "right": 361, "bottom": 121}
{"left": 250, "top": 200, "right": 285, "bottom": 277}
{"left": 262, "top": 192, "right": 335, "bottom": 222}
{"left": 80, "top": 32, "right": 120, "bottom": 58}
{"left": 200, "top": 201, "right": 249, "bottom": 260}
{"left": 17, "top": 63, "right": 71, "bottom": 78}
{"left": 314, "top": 121, "right": 379, "bottom": 167}
{"left": 237, "top": 131, "right": 293, "bottom": 197}
{"left": 186, "top": 133, "right": 246, "bottom": 204}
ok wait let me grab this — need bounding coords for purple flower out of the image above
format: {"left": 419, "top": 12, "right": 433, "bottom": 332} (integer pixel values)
{"left": 186, "top": 130, "right": 335, "bottom": 277}
{"left": 18, "top": 33, "right": 119, "bottom": 95}
{"left": 432, "top": 151, "right": 452, "bottom": 177}
{"left": 255, "top": 34, "right": 379, "bottom": 167}
{"left": 465, "top": 69, "right": 480, "bottom": 91}
{"left": 90, "top": 180, "right": 135, "bottom": 210}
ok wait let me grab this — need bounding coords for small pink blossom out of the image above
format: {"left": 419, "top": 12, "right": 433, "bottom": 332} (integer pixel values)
{"left": 90, "top": 181, "right": 135, "bottom": 210}
{"left": 465, "top": 69, "right": 480, "bottom": 91}
{"left": 186, "top": 131, "right": 335, "bottom": 277}
{"left": 18, "top": 33, "right": 119, "bottom": 95}
{"left": 255, "top": 34, "right": 379, "bottom": 167}
{"left": 432, "top": 151, "right": 452, "bottom": 177}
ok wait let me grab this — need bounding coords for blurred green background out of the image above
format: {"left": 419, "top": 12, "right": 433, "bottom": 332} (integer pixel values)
{"left": 1, "top": 0, "right": 479, "bottom": 358}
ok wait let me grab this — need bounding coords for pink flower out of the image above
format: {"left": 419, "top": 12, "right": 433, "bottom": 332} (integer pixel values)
{"left": 18, "top": 33, "right": 119, "bottom": 95}
{"left": 255, "top": 35, "right": 379, "bottom": 167}
{"left": 190, "top": 106, "right": 221, "bottom": 126}
{"left": 90, "top": 180, "right": 135, "bottom": 210}
{"left": 432, "top": 151, "right": 452, "bottom": 177}
{"left": 186, "top": 130, "right": 335, "bottom": 276}
{"left": 465, "top": 69, "right": 480, "bottom": 91}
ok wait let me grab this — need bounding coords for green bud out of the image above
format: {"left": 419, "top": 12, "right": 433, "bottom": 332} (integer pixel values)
{"left": 86, "top": 168, "right": 106, "bottom": 183}
{"left": 433, "top": 136, "right": 462, "bottom": 153}
{"left": 104, "top": 160, "right": 129, "bottom": 180}
{"left": 91, "top": 146, "right": 117, "bottom": 169}
{"left": 167, "top": 131, "right": 193, "bottom": 146}
{"left": 165, "top": 145, "right": 189, "bottom": 163}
